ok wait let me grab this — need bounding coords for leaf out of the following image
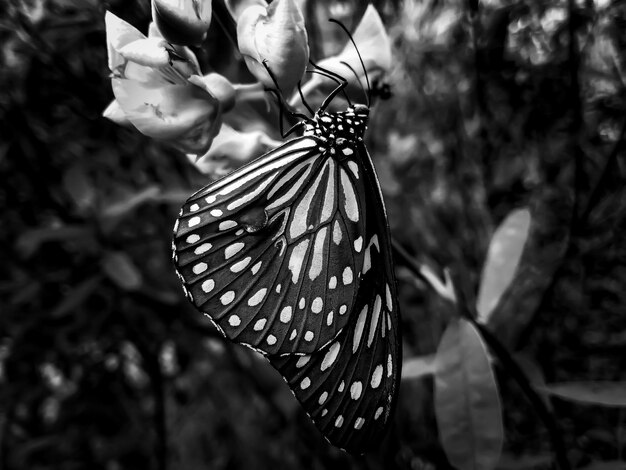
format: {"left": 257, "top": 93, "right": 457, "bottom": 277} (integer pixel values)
{"left": 538, "top": 381, "right": 626, "bottom": 407}
{"left": 477, "top": 208, "right": 531, "bottom": 323}
{"left": 102, "top": 251, "right": 143, "bottom": 291}
{"left": 435, "top": 318, "right": 504, "bottom": 470}
{"left": 402, "top": 354, "right": 436, "bottom": 381}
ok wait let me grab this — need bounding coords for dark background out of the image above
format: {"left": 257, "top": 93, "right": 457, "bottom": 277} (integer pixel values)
{"left": 2, "top": 0, "right": 626, "bottom": 469}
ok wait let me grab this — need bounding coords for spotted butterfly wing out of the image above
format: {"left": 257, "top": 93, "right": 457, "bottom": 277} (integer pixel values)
{"left": 172, "top": 104, "right": 401, "bottom": 454}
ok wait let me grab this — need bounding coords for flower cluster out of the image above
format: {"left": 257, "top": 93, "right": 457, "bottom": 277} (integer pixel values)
{"left": 103, "top": 0, "right": 392, "bottom": 177}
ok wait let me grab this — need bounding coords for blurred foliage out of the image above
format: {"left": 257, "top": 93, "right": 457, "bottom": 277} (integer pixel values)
{"left": 2, "top": 0, "right": 626, "bottom": 469}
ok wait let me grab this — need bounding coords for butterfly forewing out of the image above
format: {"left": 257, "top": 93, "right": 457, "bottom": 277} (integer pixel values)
{"left": 173, "top": 104, "right": 401, "bottom": 454}
{"left": 270, "top": 141, "right": 401, "bottom": 454}
{"left": 173, "top": 136, "right": 366, "bottom": 355}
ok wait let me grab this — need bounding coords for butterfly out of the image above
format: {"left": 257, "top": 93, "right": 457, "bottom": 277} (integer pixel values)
{"left": 171, "top": 35, "right": 401, "bottom": 454}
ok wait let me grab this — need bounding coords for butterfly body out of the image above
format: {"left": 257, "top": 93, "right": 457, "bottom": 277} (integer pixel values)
{"left": 173, "top": 103, "right": 401, "bottom": 454}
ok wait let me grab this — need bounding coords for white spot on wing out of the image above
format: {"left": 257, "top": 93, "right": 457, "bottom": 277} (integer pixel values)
{"left": 300, "top": 377, "right": 311, "bottom": 389}
{"left": 280, "top": 306, "right": 292, "bottom": 323}
{"left": 371, "top": 365, "right": 383, "bottom": 389}
{"left": 353, "top": 236, "right": 363, "bottom": 253}
{"left": 201, "top": 279, "right": 214, "bottom": 293}
{"left": 353, "top": 306, "right": 368, "bottom": 352}
{"left": 387, "top": 353, "right": 393, "bottom": 377}
{"left": 296, "top": 355, "right": 310, "bottom": 368}
{"left": 368, "top": 295, "right": 382, "bottom": 347}
{"left": 225, "top": 242, "right": 244, "bottom": 259}
{"left": 253, "top": 318, "right": 266, "bottom": 331}
{"left": 210, "top": 209, "right": 223, "bottom": 217}
{"left": 350, "top": 381, "right": 362, "bottom": 400}
{"left": 329, "top": 276, "right": 337, "bottom": 289}
{"left": 318, "top": 392, "right": 328, "bottom": 405}
{"left": 320, "top": 160, "right": 336, "bottom": 224}
{"left": 326, "top": 311, "right": 333, "bottom": 326}
{"left": 186, "top": 234, "right": 200, "bottom": 244}
{"left": 338, "top": 381, "right": 345, "bottom": 392}
{"left": 339, "top": 305, "right": 347, "bottom": 315}
{"left": 308, "top": 227, "right": 327, "bottom": 281}
{"left": 340, "top": 169, "right": 359, "bottom": 222}
{"left": 194, "top": 243, "right": 212, "bottom": 255}
{"left": 304, "top": 331, "right": 314, "bottom": 342}
{"left": 205, "top": 195, "right": 216, "bottom": 203}
{"left": 247, "top": 288, "right": 267, "bottom": 306}
{"left": 375, "top": 407, "right": 383, "bottom": 420}
{"left": 230, "top": 257, "right": 251, "bottom": 273}
{"left": 289, "top": 239, "right": 309, "bottom": 283}
{"left": 385, "top": 284, "right": 393, "bottom": 311}
{"left": 189, "top": 203, "right": 199, "bottom": 212}
{"left": 347, "top": 160, "right": 359, "bottom": 179}
{"left": 354, "top": 417, "right": 365, "bottom": 430}
{"left": 267, "top": 335, "right": 277, "bottom": 345}
{"left": 221, "top": 291, "right": 235, "bottom": 305}
{"left": 228, "top": 315, "right": 240, "bottom": 326}
{"left": 335, "top": 415, "right": 344, "bottom": 427}
{"left": 311, "top": 297, "right": 323, "bottom": 314}
{"left": 219, "top": 220, "right": 237, "bottom": 231}
{"left": 321, "top": 342, "right": 340, "bottom": 371}
{"left": 193, "top": 263, "right": 207, "bottom": 275}
{"left": 342, "top": 266, "right": 353, "bottom": 285}
{"left": 188, "top": 216, "right": 201, "bottom": 227}
{"left": 251, "top": 261, "right": 262, "bottom": 274}
{"left": 333, "top": 220, "right": 342, "bottom": 245}
{"left": 289, "top": 329, "right": 297, "bottom": 340}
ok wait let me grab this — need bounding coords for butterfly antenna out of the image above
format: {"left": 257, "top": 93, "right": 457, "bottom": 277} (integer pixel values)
{"left": 308, "top": 59, "right": 352, "bottom": 109}
{"left": 329, "top": 18, "right": 371, "bottom": 106}
{"left": 339, "top": 60, "right": 368, "bottom": 104}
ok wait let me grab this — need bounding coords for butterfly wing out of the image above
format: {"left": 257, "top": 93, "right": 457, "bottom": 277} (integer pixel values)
{"left": 269, "top": 140, "right": 401, "bottom": 454}
{"left": 173, "top": 136, "right": 367, "bottom": 355}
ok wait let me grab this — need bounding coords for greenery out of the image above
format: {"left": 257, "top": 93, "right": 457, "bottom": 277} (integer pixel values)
{"left": 2, "top": 0, "right": 626, "bottom": 469}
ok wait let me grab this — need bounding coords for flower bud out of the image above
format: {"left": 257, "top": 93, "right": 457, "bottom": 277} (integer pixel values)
{"left": 152, "top": 0, "right": 212, "bottom": 46}
{"left": 237, "top": 0, "right": 309, "bottom": 96}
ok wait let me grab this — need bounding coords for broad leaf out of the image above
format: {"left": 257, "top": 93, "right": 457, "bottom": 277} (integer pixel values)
{"left": 477, "top": 208, "right": 531, "bottom": 323}
{"left": 538, "top": 381, "right": 626, "bottom": 407}
{"left": 435, "top": 318, "right": 503, "bottom": 470}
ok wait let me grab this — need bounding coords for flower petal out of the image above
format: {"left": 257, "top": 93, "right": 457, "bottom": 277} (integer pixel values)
{"left": 112, "top": 78, "right": 221, "bottom": 153}
{"left": 105, "top": 11, "right": 146, "bottom": 72}
{"left": 119, "top": 37, "right": 171, "bottom": 68}
{"left": 152, "top": 0, "right": 212, "bottom": 46}
{"left": 190, "top": 125, "right": 280, "bottom": 176}
{"left": 237, "top": 0, "right": 309, "bottom": 95}
{"left": 189, "top": 73, "right": 236, "bottom": 112}
{"left": 102, "top": 100, "right": 132, "bottom": 127}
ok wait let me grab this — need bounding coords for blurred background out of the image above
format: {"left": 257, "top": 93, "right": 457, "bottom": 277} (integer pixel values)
{"left": 2, "top": 0, "right": 626, "bottom": 469}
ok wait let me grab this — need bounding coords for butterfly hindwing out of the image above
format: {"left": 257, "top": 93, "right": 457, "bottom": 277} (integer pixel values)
{"left": 173, "top": 136, "right": 366, "bottom": 355}
{"left": 270, "top": 140, "right": 401, "bottom": 454}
